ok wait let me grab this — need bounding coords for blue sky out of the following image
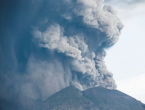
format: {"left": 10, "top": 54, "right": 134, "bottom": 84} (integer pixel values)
{"left": 104, "top": 0, "right": 145, "bottom": 103}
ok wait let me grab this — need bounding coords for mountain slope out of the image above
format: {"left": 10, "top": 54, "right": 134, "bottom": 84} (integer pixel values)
{"left": 38, "top": 86, "right": 99, "bottom": 110}
{"left": 37, "top": 86, "right": 145, "bottom": 110}
{"left": 83, "top": 87, "right": 145, "bottom": 110}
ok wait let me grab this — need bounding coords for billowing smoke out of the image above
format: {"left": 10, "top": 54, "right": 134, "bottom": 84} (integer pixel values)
{"left": 0, "top": 0, "right": 123, "bottom": 109}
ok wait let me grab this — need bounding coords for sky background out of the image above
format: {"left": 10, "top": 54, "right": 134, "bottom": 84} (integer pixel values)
{"left": 104, "top": 0, "right": 145, "bottom": 103}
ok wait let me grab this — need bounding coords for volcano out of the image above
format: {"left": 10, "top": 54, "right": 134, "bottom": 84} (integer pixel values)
{"left": 36, "top": 86, "right": 145, "bottom": 110}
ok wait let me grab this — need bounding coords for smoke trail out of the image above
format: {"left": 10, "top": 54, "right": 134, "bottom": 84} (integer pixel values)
{"left": 0, "top": 0, "right": 123, "bottom": 109}
{"left": 31, "top": 0, "right": 123, "bottom": 90}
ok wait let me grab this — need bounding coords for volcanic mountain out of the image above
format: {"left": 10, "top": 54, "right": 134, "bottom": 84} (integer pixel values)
{"left": 37, "top": 86, "right": 145, "bottom": 110}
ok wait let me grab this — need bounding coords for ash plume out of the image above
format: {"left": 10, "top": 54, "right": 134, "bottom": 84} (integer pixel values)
{"left": 0, "top": 0, "right": 123, "bottom": 109}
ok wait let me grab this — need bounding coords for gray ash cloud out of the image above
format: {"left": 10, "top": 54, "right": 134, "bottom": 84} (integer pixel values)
{"left": 0, "top": 0, "right": 123, "bottom": 109}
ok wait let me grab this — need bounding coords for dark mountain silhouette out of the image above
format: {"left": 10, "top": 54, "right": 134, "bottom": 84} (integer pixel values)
{"left": 37, "top": 86, "right": 145, "bottom": 110}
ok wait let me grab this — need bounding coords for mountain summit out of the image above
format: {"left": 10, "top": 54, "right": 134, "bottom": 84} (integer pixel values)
{"left": 37, "top": 86, "right": 145, "bottom": 110}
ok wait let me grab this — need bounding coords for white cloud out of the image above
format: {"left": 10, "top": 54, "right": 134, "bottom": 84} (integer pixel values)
{"left": 104, "top": 0, "right": 145, "bottom": 22}
{"left": 104, "top": 0, "right": 145, "bottom": 6}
